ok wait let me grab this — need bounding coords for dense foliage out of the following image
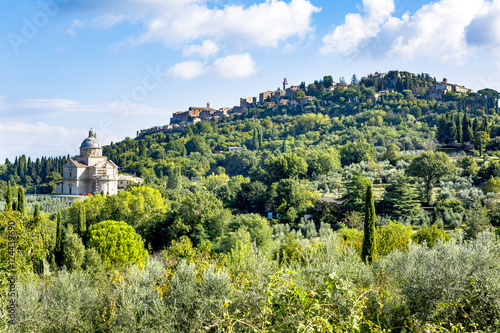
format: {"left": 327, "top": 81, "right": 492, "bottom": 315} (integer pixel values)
{"left": 3, "top": 70, "right": 500, "bottom": 331}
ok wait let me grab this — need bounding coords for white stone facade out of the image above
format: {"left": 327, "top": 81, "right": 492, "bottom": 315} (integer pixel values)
{"left": 56, "top": 130, "right": 119, "bottom": 195}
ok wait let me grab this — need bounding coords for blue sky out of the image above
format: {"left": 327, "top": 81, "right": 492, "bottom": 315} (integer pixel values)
{"left": 1, "top": 0, "right": 500, "bottom": 160}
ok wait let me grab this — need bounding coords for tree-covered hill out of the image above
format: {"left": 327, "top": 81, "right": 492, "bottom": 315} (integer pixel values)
{"left": 4, "top": 71, "right": 500, "bottom": 331}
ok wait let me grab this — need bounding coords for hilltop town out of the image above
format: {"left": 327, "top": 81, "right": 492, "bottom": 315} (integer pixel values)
{"left": 137, "top": 71, "right": 473, "bottom": 137}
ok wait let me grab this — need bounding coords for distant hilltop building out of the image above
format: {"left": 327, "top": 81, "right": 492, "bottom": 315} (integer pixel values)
{"left": 56, "top": 130, "right": 143, "bottom": 195}
{"left": 428, "top": 78, "right": 472, "bottom": 99}
{"left": 170, "top": 103, "right": 228, "bottom": 124}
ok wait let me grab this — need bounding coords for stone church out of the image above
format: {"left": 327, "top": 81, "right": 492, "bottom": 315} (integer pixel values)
{"left": 56, "top": 129, "right": 119, "bottom": 195}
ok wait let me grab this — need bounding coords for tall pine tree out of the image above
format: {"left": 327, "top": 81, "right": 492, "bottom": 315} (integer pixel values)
{"left": 381, "top": 177, "right": 421, "bottom": 215}
{"left": 362, "top": 182, "right": 376, "bottom": 264}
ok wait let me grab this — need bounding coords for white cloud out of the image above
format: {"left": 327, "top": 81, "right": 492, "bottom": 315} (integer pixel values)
{"left": 19, "top": 98, "right": 82, "bottom": 110}
{"left": 166, "top": 60, "right": 208, "bottom": 79}
{"left": 320, "top": 0, "right": 494, "bottom": 64}
{"left": 0, "top": 121, "right": 81, "bottom": 159}
{"left": 92, "top": 14, "right": 127, "bottom": 29}
{"left": 125, "top": 0, "right": 321, "bottom": 49}
{"left": 466, "top": 1, "right": 500, "bottom": 48}
{"left": 384, "top": 0, "right": 484, "bottom": 62}
{"left": 320, "top": 0, "right": 395, "bottom": 55}
{"left": 166, "top": 53, "right": 257, "bottom": 80}
{"left": 0, "top": 96, "right": 168, "bottom": 118}
{"left": 363, "top": 0, "right": 395, "bottom": 19}
{"left": 65, "top": 14, "right": 126, "bottom": 36}
{"left": 66, "top": 19, "right": 85, "bottom": 36}
{"left": 212, "top": 53, "right": 257, "bottom": 78}
{"left": 0, "top": 121, "right": 69, "bottom": 134}
{"left": 0, "top": 96, "right": 172, "bottom": 159}
{"left": 182, "top": 40, "right": 219, "bottom": 58}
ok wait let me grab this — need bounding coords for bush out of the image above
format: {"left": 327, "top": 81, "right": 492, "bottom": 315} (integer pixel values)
{"left": 411, "top": 225, "right": 451, "bottom": 248}
{"left": 377, "top": 232, "right": 500, "bottom": 330}
{"left": 9, "top": 269, "right": 102, "bottom": 332}
{"left": 226, "top": 213, "right": 273, "bottom": 252}
{"left": 336, "top": 227, "right": 363, "bottom": 254}
{"left": 165, "top": 261, "right": 231, "bottom": 331}
{"left": 274, "top": 233, "right": 304, "bottom": 265}
{"left": 376, "top": 222, "right": 412, "bottom": 257}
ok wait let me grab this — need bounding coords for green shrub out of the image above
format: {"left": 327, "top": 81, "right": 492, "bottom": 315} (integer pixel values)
{"left": 165, "top": 261, "right": 231, "bottom": 332}
{"left": 274, "top": 233, "right": 304, "bottom": 265}
{"left": 376, "top": 222, "right": 412, "bottom": 256}
{"left": 377, "top": 232, "right": 500, "bottom": 330}
{"left": 411, "top": 225, "right": 451, "bottom": 248}
{"left": 223, "top": 213, "right": 273, "bottom": 252}
{"left": 336, "top": 227, "right": 363, "bottom": 254}
{"left": 9, "top": 269, "right": 102, "bottom": 332}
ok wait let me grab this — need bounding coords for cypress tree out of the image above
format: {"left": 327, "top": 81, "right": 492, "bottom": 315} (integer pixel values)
{"left": 464, "top": 125, "right": 473, "bottom": 143}
{"left": 33, "top": 203, "right": 40, "bottom": 218}
{"left": 55, "top": 210, "right": 63, "bottom": 266}
{"left": 448, "top": 119, "right": 457, "bottom": 143}
{"left": 5, "top": 181, "right": 12, "bottom": 211}
{"left": 29, "top": 203, "right": 41, "bottom": 229}
{"left": 78, "top": 206, "right": 86, "bottom": 237}
{"left": 473, "top": 117, "right": 480, "bottom": 132}
{"left": 479, "top": 139, "right": 484, "bottom": 156}
{"left": 456, "top": 114, "right": 463, "bottom": 144}
{"left": 362, "top": 182, "right": 376, "bottom": 264}
{"left": 253, "top": 129, "right": 259, "bottom": 151}
{"left": 50, "top": 254, "right": 57, "bottom": 272}
{"left": 17, "top": 186, "right": 25, "bottom": 214}
{"left": 259, "top": 128, "right": 263, "bottom": 147}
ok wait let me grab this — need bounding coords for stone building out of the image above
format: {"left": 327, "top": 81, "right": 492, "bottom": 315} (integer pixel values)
{"left": 428, "top": 78, "right": 472, "bottom": 99}
{"left": 56, "top": 129, "right": 119, "bottom": 195}
{"left": 117, "top": 174, "right": 144, "bottom": 191}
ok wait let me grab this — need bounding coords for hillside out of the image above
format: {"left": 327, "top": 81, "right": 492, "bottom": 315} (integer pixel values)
{"left": 2, "top": 70, "right": 500, "bottom": 331}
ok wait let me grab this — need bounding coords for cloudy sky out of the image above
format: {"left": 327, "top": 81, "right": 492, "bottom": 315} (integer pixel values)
{"left": 1, "top": 0, "right": 500, "bottom": 160}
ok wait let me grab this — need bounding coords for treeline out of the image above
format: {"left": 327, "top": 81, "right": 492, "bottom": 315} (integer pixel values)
{"left": 0, "top": 154, "right": 69, "bottom": 192}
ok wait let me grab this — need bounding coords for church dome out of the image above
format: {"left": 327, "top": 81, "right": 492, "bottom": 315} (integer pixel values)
{"left": 80, "top": 129, "right": 101, "bottom": 148}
